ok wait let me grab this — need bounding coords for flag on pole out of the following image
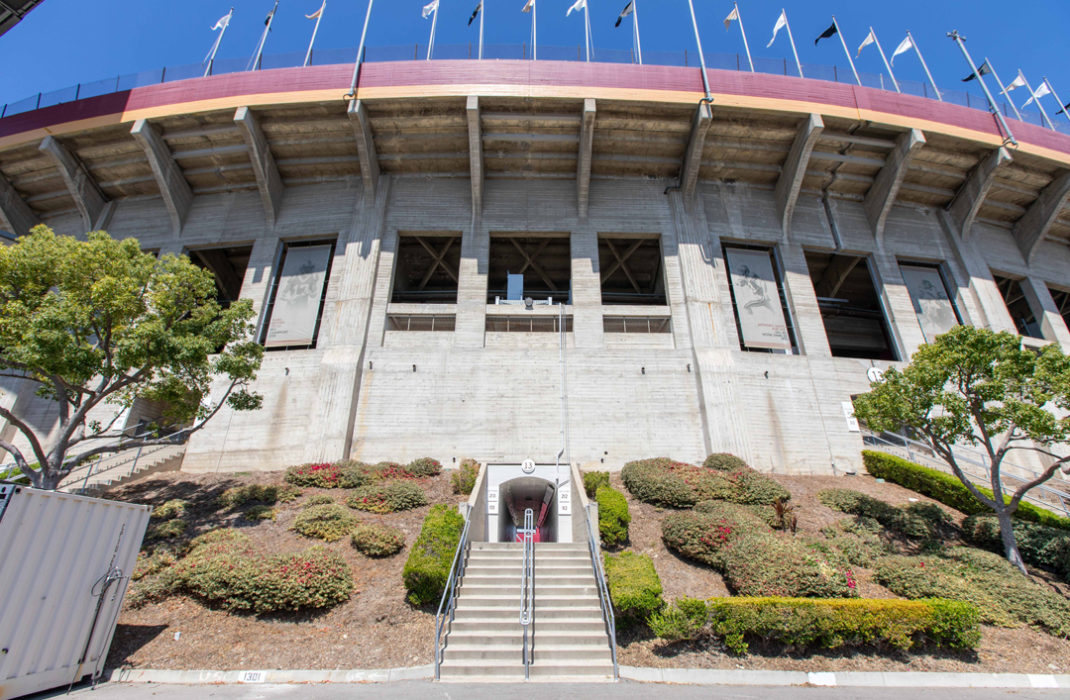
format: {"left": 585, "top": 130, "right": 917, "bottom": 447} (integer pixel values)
{"left": 263, "top": 5, "right": 275, "bottom": 25}
{"left": 1056, "top": 101, "right": 1070, "bottom": 116}
{"left": 856, "top": 28, "right": 875, "bottom": 57}
{"left": 814, "top": 22, "right": 836, "bottom": 46}
{"left": 522, "top": 0, "right": 535, "bottom": 11}
{"left": 1002, "top": 74, "right": 1027, "bottom": 94}
{"left": 1023, "top": 81, "right": 1051, "bottom": 107}
{"left": 212, "top": 11, "right": 232, "bottom": 31}
{"left": 615, "top": 1, "right": 634, "bottom": 27}
{"left": 766, "top": 10, "right": 787, "bottom": 48}
{"left": 724, "top": 6, "right": 739, "bottom": 30}
{"left": 962, "top": 61, "right": 990, "bottom": 82}
{"left": 567, "top": 0, "right": 586, "bottom": 17}
{"left": 890, "top": 35, "right": 913, "bottom": 66}
{"left": 468, "top": 1, "right": 482, "bottom": 25}
{"left": 423, "top": 0, "right": 439, "bottom": 19}
{"left": 306, "top": 1, "right": 324, "bottom": 19}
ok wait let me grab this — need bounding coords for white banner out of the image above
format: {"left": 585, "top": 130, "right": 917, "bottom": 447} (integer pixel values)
{"left": 725, "top": 247, "right": 791, "bottom": 350}
{"left": 900, "top": 264, "right": 958, "bottom": 343}
{"left": 264, "top": 244, "right": 332, "bottom": 348}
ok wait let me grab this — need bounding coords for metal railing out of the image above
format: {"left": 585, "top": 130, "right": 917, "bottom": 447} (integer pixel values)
{"left": 3, "top": 43, "right": 1068, "bottom": 137}
{"left": 583, "top": 502, "right": 618, "bottom": 680}
{"left": 862, "top": 430, "right": 1070, "bottom": 519}
{"left": 519, "top": 508, "right": 535, "bottom": 680}
{"left": 433, "top": 513, "right": 472, "bottom": 680}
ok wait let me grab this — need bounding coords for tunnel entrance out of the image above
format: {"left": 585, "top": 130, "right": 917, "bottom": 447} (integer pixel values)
{"left": 497, "top": 477, "right": 557, "bottom": 543}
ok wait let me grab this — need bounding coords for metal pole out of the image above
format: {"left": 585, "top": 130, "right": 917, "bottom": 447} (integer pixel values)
{"left": 427, "top": 4, "right": 438, "bottom": 60}
{"left": 346, "top": 0, "right": 375, "bottom": 99}
{"left": 871, "top": 28, "right": 899, "bottom": 93}
{"left": 304, "top": 2, "right": 325, "bottom": 67}
{"left": 685, "top": 0, "right": 711, "bottom": 99}
{"left": 784, "top": 13, "right": 803, "bottom": 78}
{"left": 986, "top": 58, "right": 1022, "bottom": 120}
{"left": 832, "top": 17, "right": 861, "bottom": 86}
{"left": 632, "top": 0, "right": 642, "bottom": 66}
{"left": 532, "top": 0, "right": 537, "bottom": 61}
{"left": 909, "top": 31, "right": 941, "bottom": 101}
{"left": 204, "top": 8, "right": 233, "bottom": 77}
{"left": 479, "top": 0, "right": 484, "bottom": 60}
{"left": 583, "top": 3, "right": 591, "bottom": 62}
{"left": 735, "top": 3, "right": 753, "bottom": 72}
{"left": 1044, "top": 77, "right": 1070, "bottom": 126}
{"left": 1019, "top": 73, "right": 1056, "bottom": 130}
{"left": 947, "top": 32, "right": 1016, "bottom": 146}
{"left": 250, "top": 0, "right": 279, "bottom": 72}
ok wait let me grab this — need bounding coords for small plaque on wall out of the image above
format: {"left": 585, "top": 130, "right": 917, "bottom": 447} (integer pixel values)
{"left": 487, "top": 486, "right": 499, "bottom": 515}
{"left": 557, "top": 486, "right": 571, "bottom": 515}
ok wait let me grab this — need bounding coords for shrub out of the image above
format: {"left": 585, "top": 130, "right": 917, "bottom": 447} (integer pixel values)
{"left": 703, "top": 453, "right": 749, "bottom": 472}
{"left": 650, "top": 597, "right": 980, "bottom": 654}
{"left": 817, "top": 488, "right": 933, "bottom": 539}
{"left": 604, "top": 551, "right": 664, "bottom": 626}
{"left": 285, "top": 462, "right": 342, "bottom": 488}
{"left": 346, "top": 480, "right": 427, "bottom": 513}
{"left": 403, "top": 505, "right": 465, "bottom": 605}
{"left": 151, "top": 499, "right": 188, "bottom": 521}
{"left": 407, "top": 457, "right": 442, "bottom": 477}
{"left": 127, "top": 568, "right": 182, "bottom": 608}
{"left": 596, "top": 486, "right": 630, "bottom": 548}
{"left": 351, "top": 523, "right": 406, "bottom": 557}
{"left": 304, "top": 494, "right": 335, "bottom": 507}
{"left": 451, "top": 459, "right": 480, "bottom": 495}
{"left": 862, "top": 450, "right": 1070, "bottom": 531}
{"left": 817, "top": 519, "right": 894, "bottom": 568}
{"left": 622, "top": 457, "right": 790, "bottom": 508}
{"left": 252, "top": 547, "right": 354, "bottom": 612}
{"left": 291, "top": 504, "right": 357, "bottom": 542}
{"left": 243, "top": 505, "right": 276, "bottom": 521}
{"left": 583, "top": 470, "right": 610, "bottom": 498}
{"left": 962, "top": 515, "right": 1070, "bottom": 581}
{"left": 337, "top": 461, "right": 375, "bottom": 489}
{"left": 218, "top": 483, "right": 299, "bottom": 509}
{"left": 147, "top": 518, "right": 186, "bottom": 541}
{"left": 621, "top": 458, "right": 698, "bottom": 508}
{"left": 133, "top": 546, "right": 177, "bottom": 580}
{"left": 663, "top": 502, "right": 769, "bottom": 567}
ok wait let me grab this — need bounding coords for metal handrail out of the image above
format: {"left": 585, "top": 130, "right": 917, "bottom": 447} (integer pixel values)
{"left": 583, "top": 502, "right": 618, "bottom": 680}
{"left": 519, "top": 508, "right": 535, "bottom": 680}
{"left": 433, "top": 513, "right": 472, "bottom": 680}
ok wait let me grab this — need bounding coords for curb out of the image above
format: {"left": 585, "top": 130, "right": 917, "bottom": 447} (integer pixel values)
{"left": 107, "top": 665, "right": 434, "bottom": 685}
{"left": 618, "top": 666, "right": 1070, "bottom": 688}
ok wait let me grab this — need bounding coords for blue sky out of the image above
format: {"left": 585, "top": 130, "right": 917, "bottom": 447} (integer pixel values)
{"left": 2, "top": 1, "right": 1069, "bottom": 122}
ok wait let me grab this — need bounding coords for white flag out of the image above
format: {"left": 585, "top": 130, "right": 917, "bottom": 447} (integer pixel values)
{"left": 212, "top": 11, "right": 231, "bottom": 31}
{"left": 567, "top": 0, "right": 587, "bottom": 17}
{"left": 890, "top": 35, "right": 913, "bottom": 66}
{"left": 766, "top": 10, "right": 787, "bottom": 49}
{"left": 1002, "top": 73, "right": 1027, "bottom": 94}
{"left": 522, "top": 0, "right": 535, "bottom": 12}
{"left": 1023, "top": 81, "right": 1051, "bottom": 107}
{"left": 724, "top": 7, "right": 739, "bottom": 31}
{"left": 856, "top": 29, "right": 875, "bottom": 58}
{"left": 422, "top": 0, "right": 439, "bottom": 19}
{"left": 306, "top": 2, "right": 325, "bottom": 20}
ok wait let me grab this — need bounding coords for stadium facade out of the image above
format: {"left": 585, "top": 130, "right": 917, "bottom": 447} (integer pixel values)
{"left": 1, "top": 59, "right": 1069, "bottom": 476}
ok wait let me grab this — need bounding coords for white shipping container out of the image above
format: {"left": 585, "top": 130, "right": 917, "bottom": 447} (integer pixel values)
{"left": 0, "top": 484, "right": 150, "bottom": 700}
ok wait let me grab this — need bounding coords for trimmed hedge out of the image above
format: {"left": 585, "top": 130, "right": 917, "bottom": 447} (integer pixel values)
{"left": 622, "top": 457, "right": 790, "bottom": 509}
{"left": 703, "top": 453, "right": 748, "bottom": 471}
{"left": 346, "top": 480, "right": 427, "bottom": 513}
{"left": 962, "top": 514, "right": 1070, "bottom": 581}
{"left": 403, "top": 504, "right": 465, "bottom": 605}
{"left": 583, "top": 470, "right": 610, "bottom": 498}
{"left": 862, "top": 450, "right": 1070, "bottom": 531}
{"left": 407, "top": 457, "right": 443, "bottom": 477}
{"left": 596, "top": 486, "right": 630, "bottom": 548}
{"left": 285, "top": 462, "right": 343, "bottom": 488}
{"left": 649, "top": 597, "right": 981, "bottom": 654}
{"left": 604, "top": 551, "right": 664, "bottom": 626}
{"left": 817, "top": 488, "right": 934, "bottom": 540}
{"left": 451, "top": 459, "right": 480, "bottom": 495}
{"left": 291, "top": 504, "right": 358, "bottom": 542}
{"left": 351, "top": 523, "right": 406, "bottom": 557}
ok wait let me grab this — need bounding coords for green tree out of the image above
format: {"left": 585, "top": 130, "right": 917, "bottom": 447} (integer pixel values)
{"left": 0, "top": 226, "right": 263, "bottom": 490}
{"left": 853, "top": 325, "right": 1070, "bottom": 575}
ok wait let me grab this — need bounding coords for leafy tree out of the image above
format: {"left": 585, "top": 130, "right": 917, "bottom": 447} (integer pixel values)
{"left": 0, "top": 226, "right": 263, "bottom": 490}
{"left": 853, "top": 325, "right": 1070, "bottom": 575}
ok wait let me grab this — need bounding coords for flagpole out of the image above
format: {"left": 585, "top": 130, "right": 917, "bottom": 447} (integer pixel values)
{"left": 533, "top": 1, "right": 537, "bottom": 61}
{"left": 204, "top": 9, "right": 233, "bottom": 77}
{"left": 947, "top": 31, "right": 1015, "bottom": 146}
{"left": 1044, "top": 78, "right": 1070, "bottom": 127}
{"left": 304, "top": 2, "right": 325, "bottom": 67}
{"left": 479, "top": 1, "right": 484, "bottom": 59}
{"left": 1019, "top": 72, "right": 1055, "bottom": 130}
{"left": 906, "top": 31, "right": 940, "bottom": 102}
{"left": 583, "top": 3, "right": 591, "bottom": 62}
{"left": 685, "top": 0, "right": 711, "bottom": 99}
{"left": 250, "top": 0, "right": 279, "bottom": 72}
{"left": 783, "top": 11, "right": 803, "bottom": 78}
{"left": 870, "top": 28, "right": 899, "bottom": 93}
{"left": 427, "top": 4, "right": 438, "bottom": 60}
{"left": 345, "top": 0, "right": 375, "bottom": 99}
{"left": 734, "top": 3, "right": 753, "bottom": 72}
{"left": 832, "top": 16, "right": 860, "bottom": 86}
{"left": 632, "top": 1, "right": 642, "bottom": 66}
{"left": 986, "top": 58, "right": 1021, "bottom": 120}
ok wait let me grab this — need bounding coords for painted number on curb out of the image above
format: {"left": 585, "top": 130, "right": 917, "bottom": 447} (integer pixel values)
{"left": 241, "top": 671, "right": 266, "bottom": 683}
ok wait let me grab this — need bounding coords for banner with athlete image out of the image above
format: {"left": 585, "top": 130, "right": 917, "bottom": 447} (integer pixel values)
{"left": 900, "top": 264, "right": 959, "bottom": 343}
{"left": 725, "top": 247, "right": 791, "bottom": 350}
{"left": 264, "top": 243, "right": 332, "bottom": 348}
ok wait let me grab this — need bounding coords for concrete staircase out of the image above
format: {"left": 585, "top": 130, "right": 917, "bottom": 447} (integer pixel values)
{"left": 58, "top": 443, "right": 186, "bottom": 493}
{"left": 438, "top": 541, "right": 615, "bottom": 682}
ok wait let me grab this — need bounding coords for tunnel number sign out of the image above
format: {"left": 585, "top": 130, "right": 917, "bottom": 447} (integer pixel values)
{"left": 486, "top": 486, "right": 498, "bottom": 515}
{"left": 557, "top": 485, "right": 571, "bottom": 515}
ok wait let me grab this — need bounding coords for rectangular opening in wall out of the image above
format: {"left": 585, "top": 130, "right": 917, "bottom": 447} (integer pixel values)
{"left": 899, "top": 262, "right": 962, "bottom": 344}
{"left": 260, "top": 239, "right": 336, "bottom": 351}
{"left": 391, "top": 233, "right": 461, "bottom": 303}
{"left": 993, "top": 273, "right": 1042, "bottom": 338}
{"left": 487, "top": 233, "right": 571, "bottom": 304}
{"left": 485, "top": 315, "right": 573, "bottom": 332}
{"left": 603, "top": 316, "right": 671, "bottom": 333}
{"left": 188, "top": 245, "right": 253, "bottom": 309}
{"left": 1047, "top": 284, "right": 1070, "bottom": 336}
{"left": 598, "top": 235, "right": 666, "bottom": 305}
{"left": 723, "top": 244, "right": 797, "bottom": 354}
{"left": 386, "top": 314, "right": 456, "bottom": 332}
{"left": 804, "top": 251, "right": 898, "bottom": 360}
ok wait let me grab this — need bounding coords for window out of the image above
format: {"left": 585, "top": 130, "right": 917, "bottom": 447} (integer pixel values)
{"left": 804, "top": 251, "right": 897, "bottom": 360}
{"left": 993, "top": 274, "right": 1042, "bottom": 338}
{"left": 387, "top": 314, "right": 456, "bottom": 332}
{"left": 899, "top": 262, "right": 962, "bottom": 343}
{"left": 485, "top": 315, "right": 573, "bottom": 332}
{"left": 1047, "top": 284, "right": 1070, "bottom": 335}
{"left": 723, "top": 244, "right": 797, "bottom": 354}
{"left": 598, "top": 235, "right": 666, "bottom": 305}
{"left": 188, "top": 245, "right": 253, "bottom": 309}
{"left": 487, "top": 234, "right": 571, "bottom": 304}
{"left": 391, "top": 233, "right": 461, "bottom": 303}
{"left": 260, "top": 239, "right": 336, "bottom": 350}
{"left": 603, "top": 316, "right": 671, "bottom": 333}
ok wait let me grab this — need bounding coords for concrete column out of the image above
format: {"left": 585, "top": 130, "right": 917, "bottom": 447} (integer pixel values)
{"left": 570, "top": 224, "right": 602, "bottom": 349}
{"left": 1022, "top": 277, "right": 1070, "bottom": 348}
{"left": 870, "top": 250, "right": 927, "bottom": 360}
{"left": 778, "top": 243, "right": 832, "bottom": 357}
{"left": 454, "top": 215, "right": 488, "bottom": 348}
{"left": 940, "top": 211, "right": 1017, "bottom": 333}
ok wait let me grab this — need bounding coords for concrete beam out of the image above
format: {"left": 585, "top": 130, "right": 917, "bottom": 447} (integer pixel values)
{"left": 775, "top": 113, "right": 824, "bottom": 238}
{"left": 680, "top": 102, "right": 713, "bottom": 199}
{"left": 347, "top": 100, "right": 379, "bottom": 199}
{"left": 466, "top": 96, "right": 484, "bottom": 217}
{"left": 815, "top": 254, "right": 862, "bottom": 299}
{"left": 947, "top": 146, "right": 1012, "bottom": 239}
{"left": 131, "top": 119, "right": 193, "bottom": 234}
{"left": 233, "top": 106, "right": 283, "bottom": 227}
{"left": 864, "top": 128, "right": 926, "bottom": 246}
{"left": 1014, "top": 170, "right": 1070, "bottom": 264}
{"left": 38, "top": 135, "right": 109, "bottom": 231}
{"left": 0, "top": 171, "right": 37, "bottom": 236}
{"left": 576, "top": 98, "right": 596, "bottom": 219}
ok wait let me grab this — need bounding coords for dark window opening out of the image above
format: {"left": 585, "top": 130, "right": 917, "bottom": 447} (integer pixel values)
{"left": 723, "top": 244, "right": 798, "bottom": 354}
{"left": 188, "top": 245, "right": 252, "bottom": 309}
{"left": 387, "top": 314, "right": 456, "bottom": 332}
{"left": 487, "top": 234, "right": 571, "bottom": 304}
{"left": 1048, "top": 285, "right": 1070, "bottom": 336}
{"left": 598, "top": 235, "right": 666, "bottom": 305}
{"left": 993, "top": 274, "right": 1042, "bottom": 338}
{"left": 603, "top": 316, "right": 672, "bottom": 333}
{"left": 804, "top": 251, "right": 898, "bottom": 361}
{"left": 391, "top": 234, "right": 461, "bottom": 303}
{"left": 260, "top": 239, "right": 336, "bottom": 351}
{"left": 486, "top": 315, "right": 573, "bottom": 332}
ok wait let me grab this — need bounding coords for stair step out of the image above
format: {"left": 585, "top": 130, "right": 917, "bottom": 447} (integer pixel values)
{"left": 453, "top": 606, "right": 603, "bottom": 620}
{"left": 534, "top": 647, "right": 614, "bottom": 662}
{"left": 449, "top": 619, "right": 607, "bottom": 633}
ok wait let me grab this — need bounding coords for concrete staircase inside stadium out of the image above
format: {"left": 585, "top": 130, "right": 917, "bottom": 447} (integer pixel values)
{"left": 438, "top": 541, "right": 615, "bottom": 682}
